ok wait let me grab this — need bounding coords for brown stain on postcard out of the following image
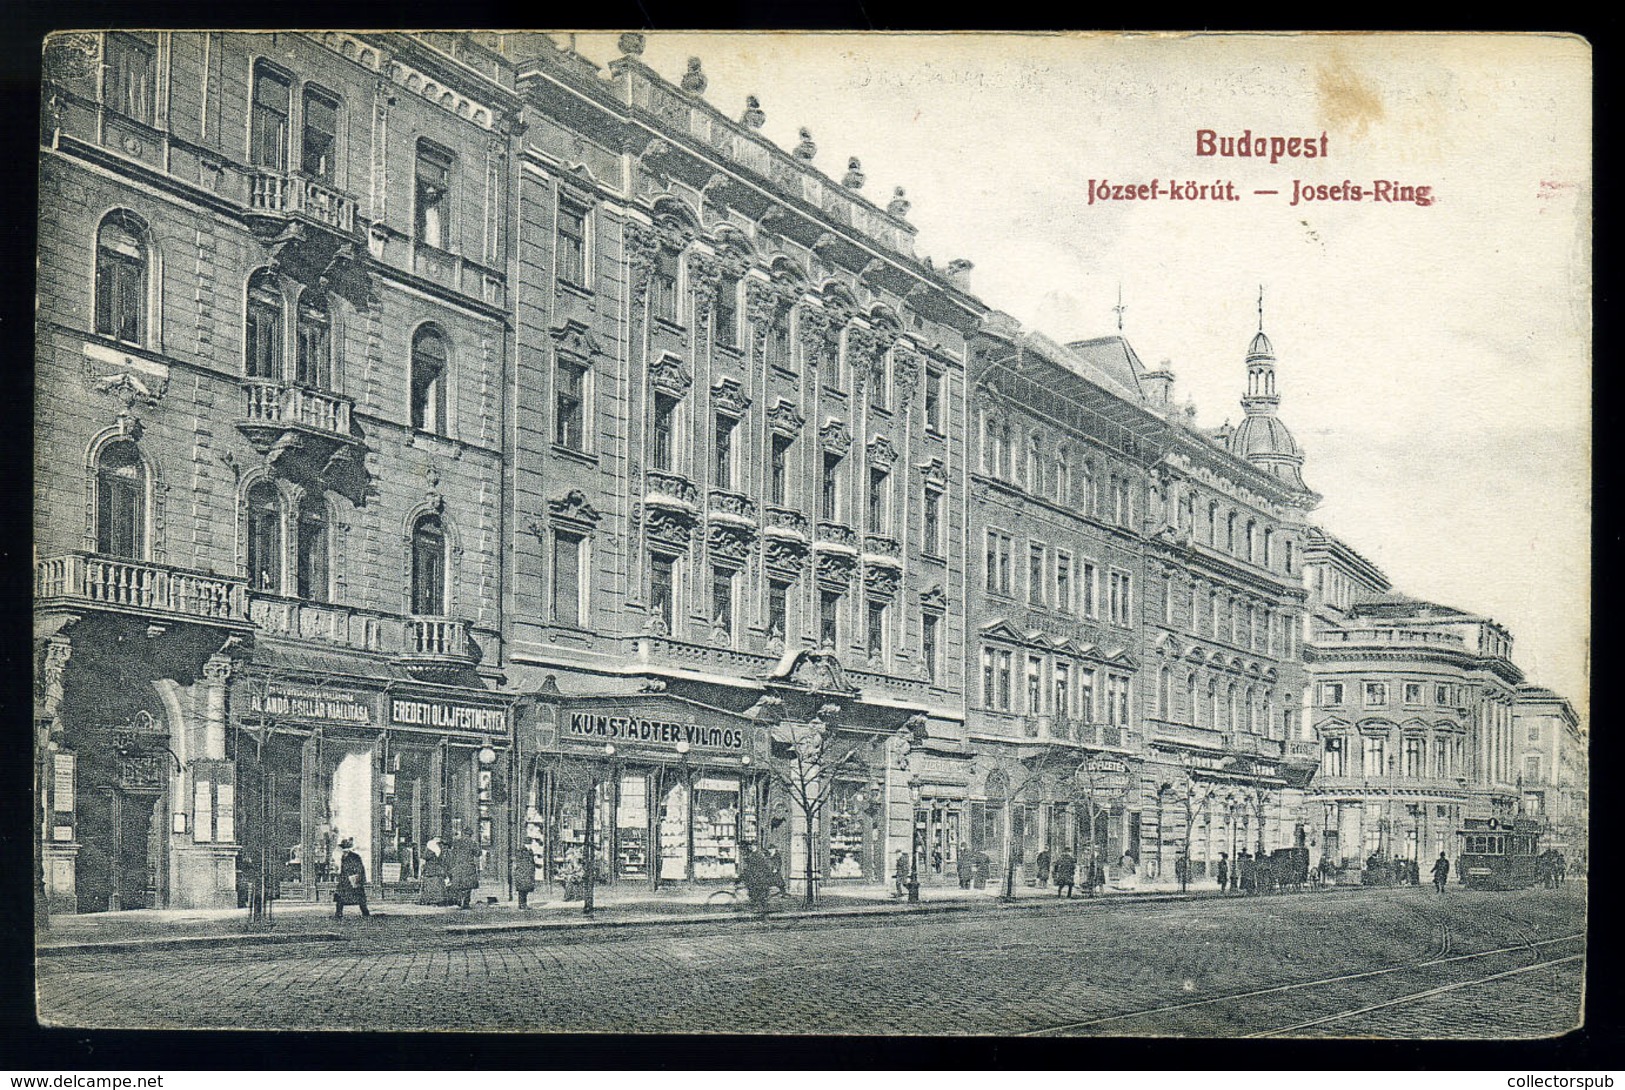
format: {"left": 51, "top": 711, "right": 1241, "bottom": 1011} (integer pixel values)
{"left": 1316, "top": 54, "right": 1384, "bottom": 137}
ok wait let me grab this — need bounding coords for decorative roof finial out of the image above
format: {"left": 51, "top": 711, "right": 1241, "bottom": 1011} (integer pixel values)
{"left": 842, "top": 157, "right": 865, "bottom": 190}
{"left": 1258, "top": 283, "right": 1265, "bottom": 332}
{"left": 680, "top": 57, "right": 707, "bottom": 96}
{"left": 1113, "top": 282, "right": 1127, "bottom": 333}
{"left": 887, "top": 186, "right": 910, "bottom": 218}
{"left": 742, "top": 95, "right": 765, "bottom": 129}
{"left": 794, "top": 127, "right": 817, "bottom": 161}
{"left": 616, "top": 33, "right": 646, "bottom": 57}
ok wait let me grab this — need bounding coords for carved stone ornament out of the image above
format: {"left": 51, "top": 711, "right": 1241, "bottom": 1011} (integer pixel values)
{"left": 649, "top": 351, "right": 693, "bottom": 397}
{"left": 688, "top": 252, "right": 723, "bottom": 313}
{"left": 768, "top": 398, "right": 805, "bottom": 437}
{"left": 764, "top": 536, "right": 809, "bottom": 577}
{"left": 94, "top": 371, "right": 167, "bottom": 410}
{"left": 863, "top": 564, "right": 902, "bottom": 601}
{"left": 712, "top": 376, "right": 751, "bottom": 417}
{"left": 815, "top": 549, "right": 856, "bottom": 589}
{"left": 746, "top": 279, "right": 791, "bottom": 327}
{"left": 892, "top": 345, "right": 922, "bottom": 406}
{"left": 548, "top": 489, "right": 603, "bottom": 530}
{"left": 742, "top": 95, "right": 766, "bottom": 129}
{"left": 552, "top": 319, "right": 604, "bottom": 362}
{"left": 796, "top": 304, "right": 832, "bottom": 355}
{"left": 627, "top": 214, "right": 696, "bottom": 298}
{"left": 820, "top": 418, "right": 853, "bottom": 455}
{"left": 646, "top": 507, "right": 695, "bottom": 551}
{"left": 707, "top": 520, "right": 756, "bottom": 565}
{"left": 919, "top": 457, "right": 948, "bottom": 491}
{"left": 887, "top": 186, "right": 911, "bottom": 219}
{"left": 920, "top": 583, "right": 948, "bottom": 612}
{"left": 867, "top": 434, "right": 898, "bottom": 470}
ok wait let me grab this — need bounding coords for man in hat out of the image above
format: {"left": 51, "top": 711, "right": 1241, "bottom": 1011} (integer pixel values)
{"left": 334, "top": 837, "right": 369, "bottom": 917}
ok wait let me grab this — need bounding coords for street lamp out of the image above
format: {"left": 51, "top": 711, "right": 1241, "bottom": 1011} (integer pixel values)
{"left": 1225, "top": 792, "right": 1240, "bottom": 893}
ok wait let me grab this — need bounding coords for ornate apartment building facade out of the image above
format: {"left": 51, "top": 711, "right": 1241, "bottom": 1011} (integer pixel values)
{"left": 1513, "top": 685, "right": 1587, "bottom": 866}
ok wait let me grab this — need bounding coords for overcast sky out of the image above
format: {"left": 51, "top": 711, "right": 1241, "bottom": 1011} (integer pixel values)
{"left": 569, "top": 32, "right": 1591, "bottom": 714}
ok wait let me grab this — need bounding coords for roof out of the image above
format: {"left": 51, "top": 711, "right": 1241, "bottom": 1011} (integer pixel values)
{"left": 1348, "top": 593, "right": 1476, "bottom": 621}
{"left": 1064, "top": 335, "right": 1148, "bottom": 401}
{"left": 1247, "top": 330, "right": 1275, "bottom": 361}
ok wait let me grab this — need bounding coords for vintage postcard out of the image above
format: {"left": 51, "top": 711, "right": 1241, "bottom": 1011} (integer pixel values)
{"left": 34, "top": 30, "right": 1589, "bottom": 1036}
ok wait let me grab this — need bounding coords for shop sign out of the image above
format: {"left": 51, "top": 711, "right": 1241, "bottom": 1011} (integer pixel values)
{"left": 249, "top": 684, "right": 373, "bottom": 726}
{"left": 52, "top": 754, "right": 74, "bottom": 812}
{"left": 567, "top": 712, "right": 745, "bottom": 752}
{"left": 1082, "top": 756, "right": 1133, "bottom": 796}
{"left": 389, "top": 698, "right": 506, "bottom": 734}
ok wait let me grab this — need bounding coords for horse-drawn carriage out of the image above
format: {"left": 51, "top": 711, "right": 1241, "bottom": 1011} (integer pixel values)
{"left": 1256, "top": 847, "right": 1310, "bottom": 893}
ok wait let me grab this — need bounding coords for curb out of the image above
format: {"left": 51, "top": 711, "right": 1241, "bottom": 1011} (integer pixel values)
{"left": 38, "top": 930, "right": 348, "bottom": 957}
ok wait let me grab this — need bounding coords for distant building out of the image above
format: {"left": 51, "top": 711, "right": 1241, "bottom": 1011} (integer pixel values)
{"left": 1514, "top": 685, "right": 1587, "bottom": 867}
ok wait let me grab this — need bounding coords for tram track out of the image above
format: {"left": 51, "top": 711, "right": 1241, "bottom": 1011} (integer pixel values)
{"left": 1019, "top": 931, "right": 1585, "bottom": 1036}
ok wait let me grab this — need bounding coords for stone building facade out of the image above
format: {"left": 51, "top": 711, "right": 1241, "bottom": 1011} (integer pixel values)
{"left": 1513, "top": 685, "right": 1587, "bottom": 868}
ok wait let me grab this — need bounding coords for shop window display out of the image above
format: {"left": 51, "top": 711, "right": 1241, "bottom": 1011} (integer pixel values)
{"left": 828, "top": 780, "right": 872, "bottom": 879}
{"left": 617, "top": 773, "right": 650, "bottom": 879}
{"left": 692, "top": 778, "right": 740, "bottom": 880}
{"left": 381, "top": 746, "right": 435, "bottom": 884}
{"left": 659, "top": 778, "right": 690, "bottom": 881}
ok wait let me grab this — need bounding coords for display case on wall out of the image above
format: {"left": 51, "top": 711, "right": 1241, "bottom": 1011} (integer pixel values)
{"left": 692, "top": 777, "right": 740, "bottom": 880}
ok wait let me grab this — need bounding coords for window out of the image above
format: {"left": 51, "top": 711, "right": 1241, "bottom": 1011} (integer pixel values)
{"left": 300, "top": 88, "right": 338, "bottom": 182}
{"left": 1262, "top": 528, "right": 1274, "bottom": 569}
{"left": 985, "top": 531, "right": 1014, "bottom": 596}
{"left": 1080, "top": 668, "right": 1097, "bottom": 724}
{"left": 1435, "top": 684, "right": 1454, "bottom": 706}
{"left": 294, "top": 293, "right": 332, "bottom": 389}
{"left": 1209, "top": 589, "right": 1220, "bottom": 635}
{"left": 415, "top": 142, "right": 453, "bottom": 250}
{"left": 714, "top": 413, "right": 737, "bottom": 489}
{"left": 1245, "top": 520, "right": 1257, "bottom": 563}
{"left": 1206, "top": 678, "right": 1218, "bottom": 729}
{"left": 1284, "top": 538, "right": 1296, "bottom": 574}
{"left": 819, "top": 590, "right": 840, "bottom": 649}
{"left": 246, "top": 482, "right": 282, "bottom": 592}
{"left": 867, "top": 467, "right": 889, "bottom": 533}
{"left": 981, "top": 649, "right": 997, "bottom": 709}
{"left": 652, "top": 394, "right": 679, "bottom": 472}
{"left": 1323, "top": 736, "right": 1347, "bottom": 777}
{"left": 714, "top": 274, "right": 739, "bottom": 348}
{"left": 410, "top": 327, "right": 448, "bottom": 434}
{"left": 995, "top": 650, "right": 1014, "bottom": 710}
{"left": 105, "top": 33, "right": 155, "bottom": 124}
{"left": 1055, "top": 552, "right": 1072, "bottom": 613}
{"left": 1082, "top": 562, "right": 1098, "bottom": 617}
{"left": 1081, "top": 462, "right": 1096, "bottom": 516}
{"left": 557, "top": 202, "right": 587, "bottom": 287}
{"left": 1207, "top": 502, "right": 1218, "bottom": 545}
{"left": 1362, "top": 735, "right": 1388, "bottom": 778}
{"left": 411, "top": 515, "right": 447, "bottom": 616}
{"left": 821, "top": 452, "right": 842, "bottom": 521}
{"left": 1025, "top": 439, "right": 1041, "bottom": 495}
{"left": 1403, "top": 736, "right": 1425, "bottom": 777}
{"left": 650, "top": 249, "right": 679, "bottom": 324}
{"left": 296, "top": 494, "right": 329, "bottom": 601}
{"left": 251, "top": 63, "right": 291, "bottom": 170}
{"left": 921, "top": 613, "right": 940, "bottom": 683}
{"left": 867, "top": 601, "right": 887, "bottom": 662}
{"left": 1028, "top": 544, "right": 1046, "bottom": 606}
{"left": 1026, "top": 656, "right": 1043, "bottom": 714}
{"left": 711, "top": 566, "right": 734, "bottom": 638}
{"left": 1434, "top": 741, "right": 1450, "bottom": 779}
{"left": 1055, "top": 453, "right": 1071, "bottom": 505}
{"left": 1185, "top": 672, "right": 1197, "bottom": 725}
{"left": 922, "top": 488, "right": 943, "bottom": 556}
{"left": 95, "top": 441, "right": 145, "bottom": 558}
{"left": 1363, "top": 682, "right": 1388, "bottom": 707}
{"left": 1225, "top": 682, "right": 1238, "bottom": 732}
{"left": 768, "top": 433, "right": 791, "bottom": 506}
{"left": 555, "top": 358, "right": 586, "bottom": 450}
{"left": 1055, "top": 662, "right": 1071, "bottom": 718}
{"left": 1403, "top": 682, "right": 1424, "bottom": 706}
{"left": 1321, "top": 682, "right": 1345, "bottom": 705}
{"left": 767, "top": 578, "right": 789, "bottom": 640}
{"left": 925, "top": 369, "right": 943, "bottom": 432}
{"left": 1526, "top": 721, "right": 1542, "bottom": 742}
{"left": 245, "top": 270, "right": 283, "bottom": 379}
{"left": 550, "top": 529, "right": 583, "bottom": 625}
{"left": 95, "top": 213, "right": 146, "bottom": 345}
{"left": 1108, "top": 571, "right": 1132, "bottom": 626}
{"left": 650, "top": 554, "right": 675, "bottom": 634}
{"left": 1524, "top": 755, "right": 1542, "bottom": 781}
{"left": 1158, "top": 667, "right": 1171, "bottom": 720}
{"left": 765, "top": 309, "right": 791, "bottom": 371}
{"left": 1247, "top": 603, "right": 1257, "bottom": 650}
{"left": 1225, "top": 511, "right": 1237, "bottom": 553}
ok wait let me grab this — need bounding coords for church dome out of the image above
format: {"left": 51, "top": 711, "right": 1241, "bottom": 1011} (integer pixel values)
{"left": 1227, "top": 413, "right": 1306, "bottom": 487}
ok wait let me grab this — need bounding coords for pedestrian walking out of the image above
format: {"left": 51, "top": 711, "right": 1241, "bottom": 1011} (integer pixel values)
{"left": 333, "top": 837, "right": 370, "bottom": 918}
{"left": 741, "top": 844, "right": 775, "bottom": 913}
{"left": 1052, "top": 849, "right": 1076, "bottom": 898}
{"left": 765, "top": 844, "right": 787, "bottom": 895}
{"left": 973, "top": 850, "right": 990, "bottom": 890}
{"left": 1216, "top": 852, "right": 1229, "bottom": 893}
{"left": 418, "top": 838, "right": 449, "bottom": 905}
{"left": 893, "top": 851, "right": 910, "bottom": 898}
{"left": 1239, "top": 851, "right": 1255, "bottom": 895}
{"left": 1431, "top": 851, "right": 1450, "bottom": 893}
{"left": 560, "top": 845, "right": 585, "bottom": 901}
{"left": 956, "top": 844, "right": 974, "bottom": 889}
{"left": 513, "top": 844, "right": 536, "bottom": 909}
{"left": 932, "top": 848, "right": 944, "bottom": 876}
{"left": 448, "top": 831, "right": 479, "bottom": 909}
{"left": 1036, "top": 848, "right": 1052, "bottom": 888}
{"left": 1174, "top": 852, "right": 1190, "bottom": 893}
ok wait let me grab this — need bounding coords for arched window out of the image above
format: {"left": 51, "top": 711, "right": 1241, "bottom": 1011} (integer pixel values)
{"left": 1245, "top": 519, "right": 1257, "bottom": 562}
{"left": 1185, "top": 672, "right": 1197, "bottom": 725}
{"left": 1158, "top": 666, "right": 1172, "bottom": 720}
{"left": 1244, "top": 685, "right": 1256, "bottom": 732}
{"left": 295, "top": 292, "right": 332, "bottom": 389}
{"left": 1081, "top": 460, "right": 1096, "bottom": 516}
{"left": 1226, "top": 682, "right": 1239, "bottom": 732}
{"left": 246, "top": 481, "right": 283, "bottom": 591}
{"left": 1225, "top": 511, "right": 1237, "bottom": 553}
{"left": 1026, "top": 435, "right": 1041, "bottom": 494}
{"left": 1054, "top": 448, "right": 1071, "bottom": 505}
{"left": 296, "top": 494, "right": 330, "bottom": 602}
{"left": 411, "top": 327, "right": 448, "bottom": 434}
{"left": 95, "top": 441, "right": 146, "bottom": 558}
{"left": 95, "top": 212, "right": 147, "bottom": 345}
{"left": 245, "top": 270, "right": 283, "bottom": 379}
{"left": 410, "top": 514, "right": 447, "bottom": 616}
{"left": 1206, "top": 677, "right": 1219, "bottom": 730}
{"left": 1262, "top": 527, "right": 1274, "bottom": 569}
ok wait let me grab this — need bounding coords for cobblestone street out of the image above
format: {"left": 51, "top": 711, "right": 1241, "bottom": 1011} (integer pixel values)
{"left": 37, "top": 885, "right": 1585, "bottom": 1037}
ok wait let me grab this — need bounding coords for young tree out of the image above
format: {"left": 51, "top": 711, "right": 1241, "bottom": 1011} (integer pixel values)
{"left": 978, "top": 745, "right": 1075, "bottom": 901}
{"left": 763, "top": 702, "right": 876, "bottom": 907}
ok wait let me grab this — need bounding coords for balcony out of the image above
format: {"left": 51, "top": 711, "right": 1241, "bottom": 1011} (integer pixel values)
{"left": 1285, "top": 739, "right": 1322, "bottom": 762}
{"left": 708, "top": 488, "right": 759, "bottom": 524}
{"left": 645, "top": 470, "right": 699, "bottom": 509}
{"left": 241, "top": 380, "right": 354, "bottom": 436}
{"left": 764, "top": 506, "right": 810, "bottom": 538}
{"left": 248, "top": 169, "right": 358, "bottom": 235}
{"left": 394, "top": 616, "right": 478, "bottom": 682}
{"left": 36, "top": 553, "right": 250, "bottom": 628}
{"left": 1313, "top": 773, "right": 1470, "bottom": 797}
{"left": 862, "top": 533, "right": 902, "bottom": 562}
{"left": 236, "top": 381, "right": 367, "bottom": 501}
{"left": 814, "top": 521, "right": 858, "bottom": 550}
{"left": 249, "top": 593, "right": 387, "bottom": 653}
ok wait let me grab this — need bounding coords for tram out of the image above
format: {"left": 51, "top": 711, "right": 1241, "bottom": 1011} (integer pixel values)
{"left": 1458, "top": 817, "right": 1543, "bottom": 889}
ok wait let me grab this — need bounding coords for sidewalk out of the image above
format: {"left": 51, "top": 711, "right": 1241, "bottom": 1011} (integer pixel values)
{"left": 38, "top": 873, "right": 1268, "bottom": 954}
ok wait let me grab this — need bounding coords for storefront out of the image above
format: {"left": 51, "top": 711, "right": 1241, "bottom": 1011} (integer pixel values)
{"left": 231, "top": 676, "right": 513, "bottom": 903}
{"left": 524, "top": 695, "right": 766, "bottom": 888}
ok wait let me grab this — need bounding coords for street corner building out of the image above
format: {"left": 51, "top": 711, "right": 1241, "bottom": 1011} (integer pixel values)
{"left": 33, "top": 30, "right": 1585, "bottom": 919}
